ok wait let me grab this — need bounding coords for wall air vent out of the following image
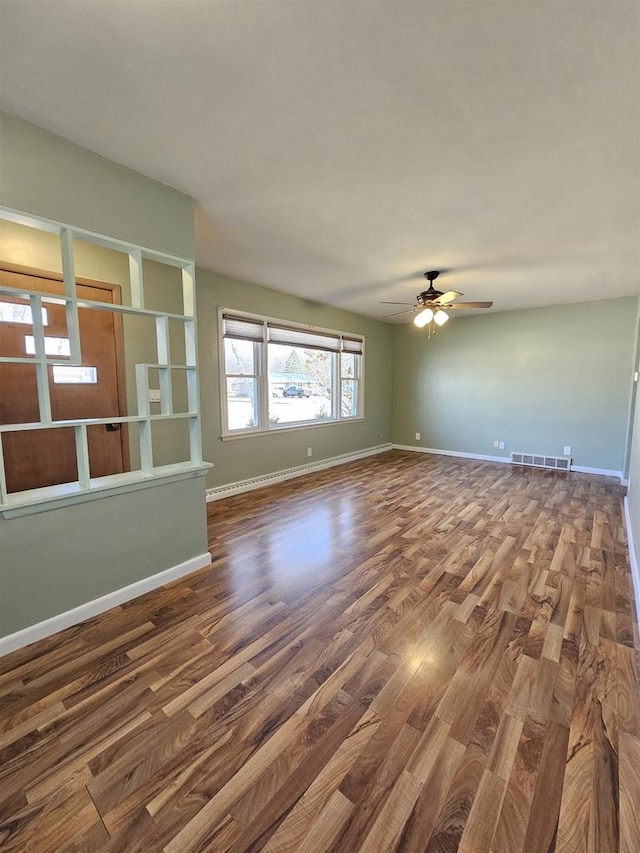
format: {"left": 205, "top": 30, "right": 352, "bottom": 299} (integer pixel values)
{"left": 511, "top": 452, "right": 571, "bottom": 471}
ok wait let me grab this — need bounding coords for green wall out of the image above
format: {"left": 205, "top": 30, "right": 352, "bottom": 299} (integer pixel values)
{"left": 392, "top": 296, "right": 638, "bottom": 473}
{"left": 196, "top": 269, "right": 394, "bottom": 487}
{"left": 0, "top": 112, "right": 195, "bottom": 258}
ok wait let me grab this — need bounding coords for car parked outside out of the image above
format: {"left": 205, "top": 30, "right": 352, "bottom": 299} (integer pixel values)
{"left": 282, "top": 385, "right": 312, "bottom": 398}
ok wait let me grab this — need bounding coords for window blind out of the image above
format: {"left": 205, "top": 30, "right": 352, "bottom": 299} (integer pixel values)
{"left": 268, "top": 323, "right": 340, "bottom": 352}
{"left": 222, "top": 314, "right": 263, "bottom": 341}
{"left": 222, "top": 312, "right": 364, "bottom": 354}
{"left": 342, "top": 337, "right": 363, "bottom": 355}
{"left": 268, "top": 323, "right": 364, "bottom": 354}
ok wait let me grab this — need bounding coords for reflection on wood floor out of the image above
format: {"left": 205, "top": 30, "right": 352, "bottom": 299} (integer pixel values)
{"left": 1, "top": 450, "right": 639, "bottom": 852}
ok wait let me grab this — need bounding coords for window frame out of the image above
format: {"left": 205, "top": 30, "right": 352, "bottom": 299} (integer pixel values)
{"left": 218, "top": 307, "right": 365, "bottom": 439}
{"left": 340, "top": 350, "right": 361, "bottom": 419}
{"left": 222, "top": 335, "right": 263, "bottom": 435}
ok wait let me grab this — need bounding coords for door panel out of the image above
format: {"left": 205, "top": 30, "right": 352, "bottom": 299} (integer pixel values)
{"left": 0, "top": 270, "right": 128, "bottom": 493}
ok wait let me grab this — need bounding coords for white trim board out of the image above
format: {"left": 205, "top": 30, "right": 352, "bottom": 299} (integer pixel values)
{"left": 0, "top": 551, "right": 212, "bottom": 658}
{"left": 206, "top": 443, "right": 392, "bottom": 501}
{"left": 571, "top": 464, "right": 625, "bottom": 481}
{"left": 392, "top": 445, "right": 624, "bottom": 482}
{"left": 393, "top": 444, "right": 509, "bottom": 465}
{"left": 623, "top": 496, "right": 640, "bottom": 628}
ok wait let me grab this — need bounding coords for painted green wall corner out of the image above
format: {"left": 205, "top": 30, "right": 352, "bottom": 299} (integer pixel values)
{"left": 391, "top": 296, "right": 638, "bottom": 473}
{"left": 0, "top": 111, "right": 195, "bottom": 258}
{"left": 627, "top": 385, "right": 640, "bottom": 562}
{"left": 624, "top": 300, "right": 640, "bottom": 584}
{"left": 195, "top": 268, "right": 394, "bottom": 487}
{"left": 623, "top": 298, "right": 640, "bottom": 482}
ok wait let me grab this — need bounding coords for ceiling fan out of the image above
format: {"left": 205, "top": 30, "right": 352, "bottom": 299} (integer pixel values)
{"left": 382, "top": 271, "right": 493, "bottom": 330}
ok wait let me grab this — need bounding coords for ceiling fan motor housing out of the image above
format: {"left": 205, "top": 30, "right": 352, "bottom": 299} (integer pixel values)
{"left": 417, "top": 287, "right": 443, "bottom": 305}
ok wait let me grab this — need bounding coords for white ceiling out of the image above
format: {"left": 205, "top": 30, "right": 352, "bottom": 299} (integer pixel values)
{"left": 1, "top": 1, "right": 639, "bottom": 321}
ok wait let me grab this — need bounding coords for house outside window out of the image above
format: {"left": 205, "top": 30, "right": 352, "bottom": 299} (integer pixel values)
{"left": 219, "top": 310, "right": 364, "bottom": 436}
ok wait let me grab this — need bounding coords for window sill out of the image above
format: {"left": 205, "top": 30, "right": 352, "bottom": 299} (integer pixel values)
{"left": 220, "top": 417, "right": 365, "bottom": 441}
{"left": 0, "top": 462, "right": 213, "bottom": 519}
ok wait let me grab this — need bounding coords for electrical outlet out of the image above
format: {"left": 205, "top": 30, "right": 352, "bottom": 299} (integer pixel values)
{"left": 415, "top": 432, "right": 421, "bottom": 441}
{"left": 499, "top": 441, "right": 505, "bottom": 450}
{"left": 148, "top": 389, "right": 161, "bottom": 403}
{"left": 564, "top": 445, "right": 571, "bottom": 456}
{"left": 307, "top": 447, "right": 312, "bottom": 457}
{"left": 493, "top": 440, "right": 499, "bottom": 449}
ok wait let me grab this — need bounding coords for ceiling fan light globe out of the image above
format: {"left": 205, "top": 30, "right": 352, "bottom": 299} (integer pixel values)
{"left": 414, "top": 308, "right": 433, "bottom": 328}
{"left": 434, "top": 309, "right": 449, "bottom": 326}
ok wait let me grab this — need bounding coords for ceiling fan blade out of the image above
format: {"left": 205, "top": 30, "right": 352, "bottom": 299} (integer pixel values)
{"left": 446, "top": 301, "right": 493, "bottom": 309}
{"left": 434, "top": 290, "right": 463, "bottom": 305}
{"left": 379, "top": 301, "right": 415, "bottom": 305}
{"left": 383, "top": 308, "right": 416, "bottom": 318}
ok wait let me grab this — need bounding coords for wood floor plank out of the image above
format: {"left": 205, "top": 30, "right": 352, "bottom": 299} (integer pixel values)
{"left": 227, "top": 693, "right": 368, "bottom": 852}
{"left": 0, "top": 451, "right": 637, "bottom": 851}
{"left": 262, "top": 709, "right": 379, "bottom": 852}
{"left": 296, "top": 788, "right": 354, "bottom": 853}
{"left": 458, "top": 768, "right": 508, "bottom": 852}
{"left": 618, "top": 731, "right": 640, "bottom": 853}
{"left": 492, "top": 716, "right": 545, "bottom": 853}
{"left": 336, "top": 721, "right": 422, "bottom": 849}
{"left": 397, "top": 730, "right": 466, "bottom": 851}
{"left": 356, "top": 769, "right": 424, "bottom": 853}
{"left": 0, "top": 782, "right": 102, "bottom": 852}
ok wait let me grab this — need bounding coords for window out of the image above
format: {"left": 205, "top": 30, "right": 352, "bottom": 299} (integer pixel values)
{"left": 0, "top": 302, "right": 48, "bottom": 325}
{"left": 220, "top": 310, "right": 364, "bottom": 435}
{"left": 341, "top": 351, "right": 359, "bottom": 417}
{"left": 52, "top": 365, "right": 98, "bottom": 384}
{"left": 24, "top": 335, "right": 70, "bottom": 357}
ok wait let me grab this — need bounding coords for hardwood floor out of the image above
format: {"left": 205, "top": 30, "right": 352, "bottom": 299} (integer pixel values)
{"left": 1, "top": 450, "right": 638, "bottom": 852}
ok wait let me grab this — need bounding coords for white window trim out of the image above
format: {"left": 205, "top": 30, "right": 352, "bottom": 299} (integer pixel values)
{"left": 218, "top": 307, "right": 365, "bottom": 439}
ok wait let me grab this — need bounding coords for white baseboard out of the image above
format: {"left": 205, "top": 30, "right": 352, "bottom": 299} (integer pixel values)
{"left": 393, "top": 445, "right": 624, "bottom": 482}
{"left": 206, "top": 443, "right": 393, "bottom": 501}
{"left": 393, "top": 444, "right": 510, "bottom": 465}
{"left": 623, "top": 496, "right": 640, "bottom": 628}
{"left": 0, "top": 551, "right": 212, "bottom": 658}
{"left": 571, "top": 464, "right": 624, "bottom": 481}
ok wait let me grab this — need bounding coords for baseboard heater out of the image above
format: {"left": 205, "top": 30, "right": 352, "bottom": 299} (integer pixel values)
{"left": 510, "top": 452, "right": 571, "bottom": 471}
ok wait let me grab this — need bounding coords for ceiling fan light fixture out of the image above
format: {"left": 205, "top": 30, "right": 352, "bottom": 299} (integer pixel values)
{"left": 414, "top": 307, "right": 434, "bottom": 327}
{"left": 382, "top": 270, "right": 491, "bottom": 330}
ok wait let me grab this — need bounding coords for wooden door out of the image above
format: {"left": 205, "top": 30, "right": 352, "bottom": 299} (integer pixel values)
{"left": 0, "top": 267, "right": 129, "bottom": 493}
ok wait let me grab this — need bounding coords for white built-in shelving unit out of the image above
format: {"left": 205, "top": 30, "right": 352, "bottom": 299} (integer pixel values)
{"left": 0, "top": 206, "right": 207, "bottom": 515}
